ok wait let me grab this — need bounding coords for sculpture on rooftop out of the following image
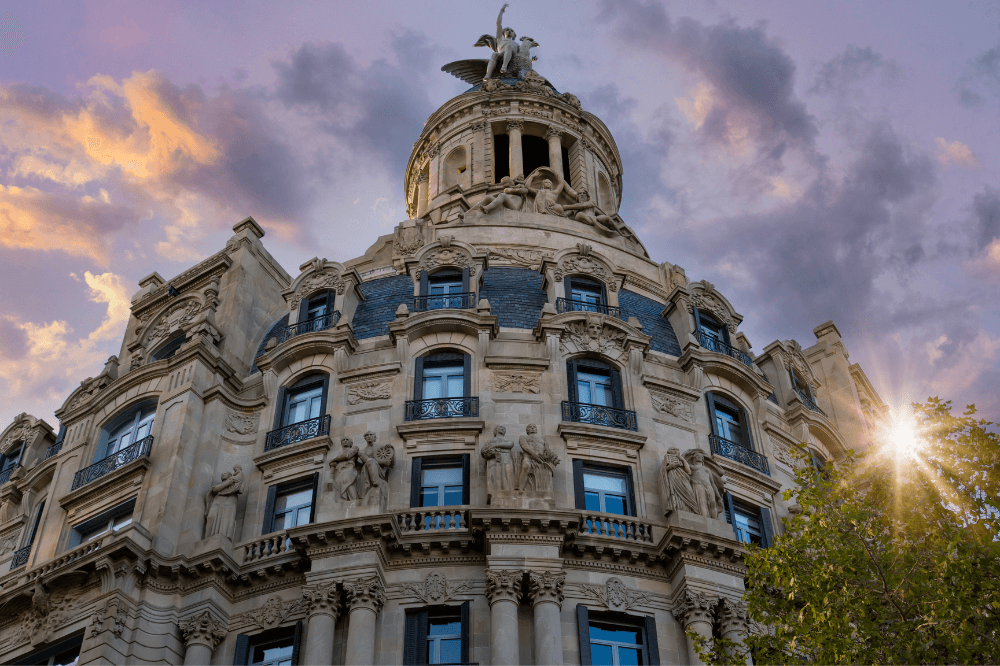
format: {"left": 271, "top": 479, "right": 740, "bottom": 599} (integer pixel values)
{"left": 442, "top": 5, "right": 548, "bottom": 86}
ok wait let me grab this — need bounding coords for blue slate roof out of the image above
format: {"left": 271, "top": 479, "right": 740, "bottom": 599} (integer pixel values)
{"left": 352, "top": 275, "right": 415, "bottom": 340}
{"left": 479, "top": 267, "right": 549, "bottom": 329}
{"left": 619, "top": 289, "right": 682, "bottom": 357}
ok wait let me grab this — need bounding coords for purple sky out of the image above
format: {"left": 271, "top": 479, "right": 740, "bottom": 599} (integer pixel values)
{"left": 1, "top": 0, "right": 999, "bottom": 429}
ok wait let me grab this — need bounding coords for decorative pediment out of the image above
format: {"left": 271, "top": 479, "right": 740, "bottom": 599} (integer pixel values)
{"left": 138, "top": 297, "right": 205, "bottom": 348}
{"left": 687, "top": 281, "right": 742, "bottom": 334}
{"left": 285, "top": 258, "right": 348, "bottom": 312}
{"left": 411, "top": 236, "right": 480, "bottom": 281}
{"left": 781, "top": 340, "right": 821, "bottom": 387}
{"left": 549, "top": 243, "right": 619, "bottom": 292}
{"left": 0, "top": 414, "right": 35, "bottom": 454}
{"left": 558, "top": 312, "right": 631, "bottom": 361}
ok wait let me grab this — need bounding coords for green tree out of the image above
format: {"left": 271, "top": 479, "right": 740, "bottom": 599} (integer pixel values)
{"left": 693, "top": 398, "right": 1000, "bottom": 664}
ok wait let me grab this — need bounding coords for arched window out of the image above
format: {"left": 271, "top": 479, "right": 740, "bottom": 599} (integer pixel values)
{"left": 408, "top": 351, "right": 475, "bottom": 420}
{"left": 151, "top": 332, "right": 186, "bottom": 361}
{"left": 706, "top": 393, "right": 751, "bottom": 450}
{"left": 418, "top": 268, "right": 471, "bottom": 311}
{"left": 443, "top": 146, "right": 468, "bottom": 189}
{"left": 597, "top": 172, "right": 614, "bottom": 213}
{"left": 99, "top": 403, "right": 156, "bottom": 462}
{"left": 278, "top": 374, "right": 329, "bottom": 429}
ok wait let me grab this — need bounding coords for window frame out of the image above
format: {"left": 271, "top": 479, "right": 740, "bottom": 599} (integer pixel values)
{"left": 150, "top": 332, "right": 187, "bottom": 361}
{"left": 0, "top": 442, "right": 24, "bottom": 473}
{"left": 273, "top": 374, "right": 330, "bottom": 431}
{"left": 567, "top": 357, "right": 624, "bottom": 409}
{"left": 572, "top": 459, "right": 636, "bottom": 517}
{"left": 409, "top": 455, "right": 471, "bottom": 508}
{"left": 565, "top": 275, "right": 607, "bottom": 308}
{"left": 403, "top": 602, "right": 471, "bottom": 666}
{"left": 298, "top": 290, "right": 336, "bottom": 326}
{"left": 262, "top": 473, "right": 319, "bottom": 535}
{"left": 723, "top": 491, "right": 774, "bottom": 547}
{"left": 13, "top": 631, "right": 83, "bottom": 666}
{"left": 413, "top": 351, "right": 472, "bottom": 402}
{"left": 706, "top": 392, "right": 754, "bottom": 451}
{"left": 790, "top": 367, "right": 815, "bottom": 401}
{"left": 693, "top": 307, "right": 731, "bottom": 347}
{"left": 233, "top": 621, "right": 303, "bottom": 666}
{"left": 576, "top": 606, "right": 659, "bottom": 666}
{"left": 96, "top": 400, "right": 157, "bottom": 463}
{"left": 23, "top": 498, "right": 45, "bottom": 550}
{"left": 69, "top": 498, "right": 136, "bottom": 548}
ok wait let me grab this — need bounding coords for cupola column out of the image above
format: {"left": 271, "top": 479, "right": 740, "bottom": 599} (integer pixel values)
{"left": 717, "top": 598, "right": 751, "bottom": 665}
{"left": 486, "top": 569, "right": 522, "bottom": 665}
{"left": 507, "top": 119, "right": 525, "bottom": 180}
{"left": 416, "top": 171, "right": 429, "bottom": 218}
{"left": 673, "top": 589, "right": 715, "bottom": 666}
{"left": 343, "top": 576, "right": 386, "bottom": 666}
{"left": 546, "top": 127, "right": 564, "bottom": 181}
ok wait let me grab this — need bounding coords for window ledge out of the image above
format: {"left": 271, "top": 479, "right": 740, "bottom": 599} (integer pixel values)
{"left": 58, "top": 456, "right": 150, "bottom": 522}
{"left": 557, "top": 422, "right": 647, "bottom": 457}
{"left": 254, "top": 434, "right": 333, "bottom": 481}
{"left": 396, "top": 418, "right": 485, "bottom": 446}
{"left": 715, "top": 455, "right": 783, "bottom": 495}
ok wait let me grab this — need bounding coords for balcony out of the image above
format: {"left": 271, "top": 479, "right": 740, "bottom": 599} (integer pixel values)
{"left": 709, "top": 434, "right": 770, "bottom": 476}
{"left": 9, "top": 546, "right": 30, "bottom": 570}
{"left": 44, "top": 443, "right": 62, "bottom": 460}
{"left": 696, "top": 330, "right": 753, "bottom": 367}
{"left": 71, "top": 436, "right": 153, "bottom": 490}
{"left": 562, "top": 401, "right": 638, "bottom": 431}
{"left": 413, "top": 292, "right": 475, "bottom": 312}
{"left": 277, "top": 312, "right": 340, "bottom": 345}
{"left": 579, "top": 511, "right": 654, "bottom": 542}
{"left": 794, "top": 387, "right": 827, "bottom": 416}
{"left": 405, "top": 397, "right": 479, "bottom": 421}
{"left": 556, "top": 297, "right": 623, "bottom": 320}
{"left": 0, "top": 464, "right": 20, "bottom": 485}
{"left": 264, "top": 415, "right": 331, "bottom": 452}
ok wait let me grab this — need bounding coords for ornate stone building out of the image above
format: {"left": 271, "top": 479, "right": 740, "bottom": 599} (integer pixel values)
{"left": 0, "top": 9, "right": 885, "bottom": 666}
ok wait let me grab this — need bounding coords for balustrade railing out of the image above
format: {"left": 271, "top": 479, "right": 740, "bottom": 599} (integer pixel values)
{"left": 264, "top": 415, "right": 331, "bottom": 452}
{"left": 242, "top": 530, "right": 293, "bottom": 564}
{"left": 71, "top": 436, "right": 152, "bottom": 490}
{"left": 9, "top": 546, "right": 31, "bottom": 570}
{"left": 397, "top": 508, "right": 468, "bottom": 533}
{"left": 556, "top": 298, "right": 623, "bottom": 320}
{"left": 793, "top": 387, "right": 827, "bottom": 416}
{"left": 413, "top": 292, "right": 475, "bottom": 312}
{"left": 44, "top": 443, "right": 62, "bottom": 460}
{"left": 0, "top": 464, "right": 21, "bottom": 485}
{"left": 579, "top": 512, "right": 654, "bottom": 542}
{"left": 709, "top": 434, "right": 771, "bottom": 476}
{"left": 405, "top": 397, "right": 479, "bottom": 421}
{"left": 562, "top": 401, "right": 638, "bottom": 431}
{"left": 696, "top": 331, "right": 753, "bottom": 367}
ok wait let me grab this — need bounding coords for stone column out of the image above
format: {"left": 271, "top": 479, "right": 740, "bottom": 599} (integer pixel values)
{"left": 507, "top": 119, "right": 524, "bottom": 180}
{"left": 717, "top": 598, "right": 750, "bottom": 665}
{"left": 179, "top": 611, "right": 227, "bottom": 666}
{"left": 427, "top": 143, "right": 441, "bottom": 200}
{"left": 485, "top": 569, "right": 522, "bottom": 666}
{"left": 302, "top": 581, "right": 340, "bottom": 666}
{"left": 528, "top": 571, "right": 566, "bottom": 666}
{"left": 546, "top": 127, "right": 564, "bottom": 181}
{"left": 416, "top": 171, "right": 430, "bottom": 218}
{"left": 344, "top": 576, "right": 385, "bottom": 666}
{"left": 673, "top": 589, "right": 715, "bottom": 666}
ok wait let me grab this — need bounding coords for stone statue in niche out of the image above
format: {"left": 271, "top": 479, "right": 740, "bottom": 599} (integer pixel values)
{"left": 517, "top": 423, "right": 559, "bottom": 493}
{"left": 482, "top": 423, "right": 559, "bottom": 508}
{"left": 204, "top": 466, "right": 244, "bottom": 540}
{"left": 658, "top": 447, "right": 699, "bottom": 516}
{"left": 685, "top": 449, "right": 727, "bottom": 519}
{"left": 357, "top": 432, "right": 394, "bottom": 511}
{"left": 482, "top": 425, "right": 516, "bottom": 503}
{"left": 329, "top": 437, "right": 362, "bottom": 501}
{"left": 461, "top": 176, "right": 527, "bottom": 218}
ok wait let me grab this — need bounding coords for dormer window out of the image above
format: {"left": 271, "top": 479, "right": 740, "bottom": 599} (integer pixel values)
{"left": 300, "top": 291, "right": 336, "bottom": 332}
{"left": 566, "top": 276, "right": 605, "bottom": 312}
{"left": 151, "top": 333, "right": 186, "bottom": 361}
{"left": 418, "top": 269, "right": 471, "bottom": 311}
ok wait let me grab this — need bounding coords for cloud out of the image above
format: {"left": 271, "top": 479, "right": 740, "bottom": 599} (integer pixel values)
{"left": 972, "top": 187, "right": 1000, "bottom": 252}
{"left": 934, "top": 137, "right": 979, "bottom": 168}
{"left": 809, "top": 45, "right": 901, "bottom": 94}
{"left": 955, "top": 42, "right": 1000, "bottom": 108}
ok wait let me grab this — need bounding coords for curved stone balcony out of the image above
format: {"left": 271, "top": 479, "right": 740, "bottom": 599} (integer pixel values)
{"left": 695, "top": 330, "right": 753, "bottom": 367}
{"left": 71, "top": 436, "right": 153, "bottom": 490}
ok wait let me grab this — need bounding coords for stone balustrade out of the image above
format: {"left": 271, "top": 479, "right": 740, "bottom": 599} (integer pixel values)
{"left": 241, "top": 530, "right": 293, "bottom": 564}
{"left": 396, "top": 508, "right": 469, "bottom": 532}
{"left": 579, "top": 512, "right": 654, "bottom": 542}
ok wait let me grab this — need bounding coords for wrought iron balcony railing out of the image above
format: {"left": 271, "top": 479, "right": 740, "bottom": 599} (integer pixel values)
{"left": 264, "top": 414, "right": 331, "bottom": 452}
{"left": 696, "top": 330, "right": 753, "bottom": 367}
{"left": 278, "top": 312, "right": 340, "bottom": 345}
{"left": 710, "top": 434, "right": 770, "bottom": 476}
{"left": 0, "top": 464, "right": 21, "bottom": 485}
{"left": 71, "top": 436, "right": 153, "bottom": 490}
{"left": 44, "top": 443, "right": 62, "bottom": 460}
{"left": 413, "top": 292, "right": 475, "bottom": 312}
{"left": 793, "top": 387, "right": 827, "bottom": 416}
{"left": 562, "top": 401, "right": 638, "bottom": 431}
{"left": 404, "top": 397, "right": 479, "bottom": 421}
{"left": 9, "top": 546, "right": 30, "bottom": 570}
{"left": 555, "top": 298, "right": 623, "bottom": 320}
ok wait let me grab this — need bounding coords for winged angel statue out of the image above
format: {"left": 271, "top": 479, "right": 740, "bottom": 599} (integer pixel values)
{"left": 442, "top": 4, "right": 550, "bottom": 86}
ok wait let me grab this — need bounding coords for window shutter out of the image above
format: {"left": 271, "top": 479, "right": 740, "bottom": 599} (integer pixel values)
{"left": 610, "top": 365, "right": 624, "bottom": 409}
{"left": 572, "top": 459, "right": 586, "bottom": 510}
{"left": 298, "top": 294, "right": 310, "bottom": 323}
{"left": 624, "top": 465, "right": 637, "bottom": 517}
{"left": 463, "top": 353, "right": 472, "bottom": 400}
{"left": 420, "top": 270, "right": 429, "bottom": 296}
{"left": 274, "top": 386, "right": 289, "bottom": 430}
{"left": 290, "top": 620, "right": 303, "bottom": 665}
{"left": 564, "top": 277, "right": 573, "bottom": 300}
{"left": 737, "top": 405, "right": 754, "bottom": 451}
{"left": 308, "top": 472, "right": 319, "bottom": 523}
{"left": 692, "top": 306, "right": 703, "bottom": 336}
{"left": 461, "top": 267, "right": 470, "bottom": 293}
{"left": 760, "top": 506, "right": 775, "bottom": 548}
{"left": 233, "top": 634, "right": 250, "bottom": 665}
{"left": 404, "top": 611, "right": 419, "bottom": 665}
{"left": 461, "top": 454, "right": 471, "bottom": 505}
{"left": 566, "top": 359, "right": 579, "bottom": 402}
{"left": 413, "top": 356, "right": 424, "bottom": 401}
{"left": 263, "top": 485, "right": 278, "bottom": 534}
{"left": 724, "top": 491, "right": 736, "bottom": 526}
{"left": 644, "top": 616, "right": 661, "bottom": 666}
{"left": 410, "top": 457, "right": 423, "bottom": 508}
{"left": 576, "top": 605, "right": 592, "bottom": 666}
{"left": 460, "top": 601, "right": 471, "bottom": 664}
{"left": 26, "top": 501, "right": 44, "bottom": 547}
{"left": 319, "top": 373, "right": 331, "bottom": 419}
{"left": 705, "top": 392, "right": 719, "bottom": 436}
{"left": 416, "top": 610, "right": 429, "bottom": 664}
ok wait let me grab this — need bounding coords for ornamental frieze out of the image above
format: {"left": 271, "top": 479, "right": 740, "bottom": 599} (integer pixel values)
{"left": 559, "top": 313, "right": 628, "bottom": 360}
{"left": 231, "top": 595, "right": 309, "bottom": 630}
{"left": 347, "top": 379, "right": 393, "bottom": 404}
{"left": 581, "top": 577, "right": 649, "bottom": 612}
{"left": 400, "top": 571, "right": 473, "bottom": 604}
{"left": 650, "top": 392, "right": 694, "bottom": 422}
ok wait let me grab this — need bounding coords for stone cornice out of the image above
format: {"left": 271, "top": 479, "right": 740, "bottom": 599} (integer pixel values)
{"left": 387, "top": 309, "right": 499, "bottom": 344}
{"left": 130, "top": 251, "right": 233, "bottom": 319}
{"left": 678, "top": 342, "right": 773, "bottom": 399}
{"left": 254, "top": 327, "right": 360, "bottom": 375}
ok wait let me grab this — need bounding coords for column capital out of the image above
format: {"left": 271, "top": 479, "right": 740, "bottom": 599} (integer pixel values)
{"left": 179, "top": 610, "right": 228, "bottom": 651}
{"left": 716, "top": 598, "right": 748, "bottom": 635}
{"left": 344, "top": 576, "right": 386, "bottom": 614}
{"left": 673, "top": 589, "right": 715, "bottom": 627}
{"left": 485, "top": 569, "right": 522, "bottom": 606}
{"left": 545, "top": 126, "right": 563, "bottom": 140}
{"left": 527, "top": 571, "right": 565, "bottom": 608}
{"left": 506, "top": 118, "right": 524, "bottom": 133}
{"left": 303, "top": 581, "right": 341, "bottom": 619}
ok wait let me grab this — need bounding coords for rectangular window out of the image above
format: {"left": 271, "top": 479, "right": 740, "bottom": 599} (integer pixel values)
{"left": 284, "top": 384, "right": 323, "bottom": 426}
{"left": 404, "top": 603, "right": 470, "bottom": 665}
{"left": 233, "top": 622, "right": 303, "bottom": 666}
{"left": 70, "top": 498, "right": 135, "bottom": 547}
{"left": 410, "top": 456, "right": 471, "bottom": 508}
{"left": 573, "top": 460, "right": 635, "bottom": 517}
{"left": 264, "top": 476, "right": 318, "bottom": 534}
{"left": 422, "top": 362, "right": 466, "bottom": 400}
{"left": 15, "top": 632, "right": 82, "bottom": 666}
{"left": 706, "top": 393, "right": 752, "bottom": 451}
{"left": 577, "top": 370, "right": 611, "bottom": 406}
{"left": 103, "top": 407, "right": 155, "bottom": 459}
{"left": 567, "top": 359, "right": 623, "bottom": 411}
{"left": 723, "top": 491, "right": 774, "bottom": 547}
{"left": 567, "top": 277, "right": 606, "bottom": 310}
{"left": 577, "top": 606, "right": 659, "bottom": 666}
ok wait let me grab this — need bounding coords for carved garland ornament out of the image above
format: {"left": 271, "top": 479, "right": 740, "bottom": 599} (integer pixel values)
{"left": 145, "top": 299, "right": 202, "bottom": 344}
{"left": 581, "top": 577, "right": 649, "bottom": 612}
{"left": 553, "top": 257, "right": 617, "bottom": 292}
{"left": 224, "top": 408, "right": 260, "bottom": 435}
{"left": 480, "top": 246, "right": 553, "bottom": 270}
{"left": 231, "top": 595, "right": 309, "bottom": 630}
{"left": 400, "top": 571, "right": 473, "bottom": 604}
{"left": 417, "top": 246, "right": 477, "bottom": 278}
{"left": 288, "top": 269, "right": 347, "bottom": 312}
{"left": 347, "top": 379, "right": 393, "bottom": 404}
{"left": 493, "top": 372, "right": 541, "bottom": 393}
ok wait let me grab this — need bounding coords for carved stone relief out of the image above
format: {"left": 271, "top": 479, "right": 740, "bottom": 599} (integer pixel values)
{"left": 146, "top": 299, "right": 202, "bottom": 344}
{"left": 0, "top": 525, "right": 22, "bottom": 554}
{"left": 2, "top": 417, "right": 32, "bottom": 450}
{"left": 687, "top": 282, "right": 737, "bottom": 334}
{"left": 204, "top": 466, "right": 244, "bottom": 540}
{"left": 770, "top": 435, "right": 803, "bottom": 468}
{"left": 231, "top": 595, "right": 309, "bottom": 630}
{"left": 673, "top": 589, "right": 715, "bottom": 627}
{"left": 288, "top": 266, "right": 346, "bottom": 312}
{"left": 580, "top": 577, "right": 649, "bottom": 612}
{"left": 479, "top": 246, "right": 553, "bottom": 270}
{"left": 400, "top": 571, "right": 473, "bottom": 604}
{"left": 553, "top": 256, "right": 617, "bottom": 292}
{"left": 482, "top": 424, "right": 559, "bottom": 509}
{"left": 394, "top": 225, "right": 425, "bottom": 257}
{"left": 484, "top": 570, "right": 522, "bottom": 605}
{"left": 559, "top": 313, "right": 628, "bottom": 360}
{"left": 493, "top": 371, "right": 540, "bottom": 393}
{"left": 417, "top": 244, "right": 477, "bottom": 277}
{"left": 329, "top": 432, "right": 395, "bottom": 509}
{"left": 179, "top": 610, "right": 227, "bottom": 649}
{"left": 344, "top": 577, "right": 386, "bottom": 613}
{"left": 347, "top": 379, "right": 393, "bottom": 404}
{"left": 659, "top": 448, "right": 727, "bottom": 519}
{"left": 650, "top": 392, "right": 694, "bottom": 422}
{"left": 224, "top": 408, "right": 260, "bottom": 435}
{"left": 90, "top": 598, "right": 129, "bottom": 638}
{"left": 13, "top": 580, "right": 83, "bottom": 646}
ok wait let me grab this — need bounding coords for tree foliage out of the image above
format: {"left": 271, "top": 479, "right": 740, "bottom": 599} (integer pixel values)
{"left": 696, "top": 398, "right": 1000, "bottom": 664}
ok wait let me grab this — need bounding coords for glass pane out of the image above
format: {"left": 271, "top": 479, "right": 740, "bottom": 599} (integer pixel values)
{"left": 584, "top": 491, "right": 601, "bottom": 512}
{"left": 429, "top": 619, "right": 461, "bottom": 636}
{"left": 1, "top": 451, "right": 19, "bottom": 470}
{"left": 592, "top": 382, "right": 608, "bottom": 406}
{"left": 309, "top": 394, "right": 322, "bottom": 420}
{"left": 423, "top": 376, "right": 442, "bottom": 400}
{"left": 604, "top": 494, "right": 627, "bottom": 516}
{"left": 297, "top": 505, "right": 311, "bottom": 526}
{"left": 50, "top": 647, "right": 81, "bottom": 666}
{"left": 112, "top": 513, "right": 133, "bottom": 530}
{"left": 272, "top": 512, "right": 288, "bottom": 531}
{"left": 275, "top": 487, "right": 313, "bottom": 511}
{"left": 253, "top": 641, "right": 294, "bottom": 665}
{"left": 584, "top": 472, "right": 625, "bottom": 493}
{"left": 591, "top": 624, "right": 642, "bottom": 645}
{"left": 439, "top": 638, "right": 461, "bottom": 664}
{"left": 447, "top": 375, "right": 464, "bottom": 398}
{"left": 619, "top": 646, "right": 642, "bottom": 665}
{"left": 443, "top": 486, "right": 464, "bottom": 506}
{"left": 577, "top": 380, "right": 592, "bottom": 404}
{"left": 421, "top": 487, "right": 442, "bottom": 507}
{"left": 591, "top": 643, "right": 614, "bottom": 666}
{"left": 424, "top": 466, "right": 463, "bottom": 486}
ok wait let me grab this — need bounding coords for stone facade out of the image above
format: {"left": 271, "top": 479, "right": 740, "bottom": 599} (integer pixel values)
{"left": 0, "top": 14, "right": 885, "bottom": 666}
